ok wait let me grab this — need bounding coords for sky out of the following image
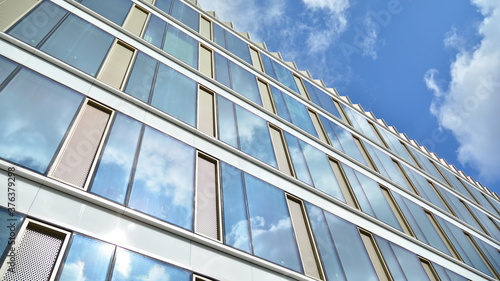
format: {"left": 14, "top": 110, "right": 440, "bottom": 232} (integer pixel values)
{"left": 196, "top": 0, "right": 500, "bottom": 195}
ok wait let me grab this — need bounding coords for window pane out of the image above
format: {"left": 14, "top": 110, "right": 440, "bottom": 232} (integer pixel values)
{"left": 111, "top": 248, "right": 191, "bottom": 281}
{"left": 212, "top": 23, "right": 226, "bottom": 48}
{"left": 284, "top": 132, "right": 313, "bottom": 185}
{"left": 272, "top": 60, "right": 299, "bottom": 93}
{"left": 225, "top": 30, "right": 251, "bottom": 64}
{"left": 151, "top": 63, "right": 197, "bottom": 126}
{"left": 41, "top": 14, "right": 114, "bottom": 76}
{"left": 303, "top": 80, "right": 342, "bottom": 118}
{"left": 0, "top": 208, "right": 24, "bottom": 259}
{"left": 244, "top": 173, "right": 303, "bottom": 272}
{"left": 432, "top": 262, "right": 468, "bottom": 281}
{"left": 124, "top": 52, "right": 157, "bottom": 102}
{"left": 217, "top": 96, "right": 239, "bottom": 148}
{"left": 7, "top": 1, "right": 66, "bottom": 47}
{"left": 378, "top": 128, "right": 417, "bottom": 166}
{"left": 214, "top": 52, "right": 231, "bottom": 88}
{"left": 235, "top": 105, "right": 277, "bottom": 167}
{"left": 171, "top": 0, "right": 199, "bottom": 32}
{"left": 90, "top": 113, "right": 142, "bottom": 204}
{"left": 128, "top": 126, "right": 195, "bottom": 230}
{"left": 143, "top": 15, "right": 167, "bottom": 48}
{"left": 260, "top": 53, "right": 277, "bottom": 80}
{"left": 407, "top": 145, "right": 447, "bottom": 184}
{"left": 80, "top": 0, "right": 132, "bottom": 25}
{"left": 471, "top": 236, "right": 500, "bottom": 275}
{"left": 155, "top": 0, "right": 172, "bottom": 13}
{"left": 342, "top": 105, "right": 383, "bottom": 146}
{"left": 59, "top": 235, "right": 114, "bottom": 281}
{"left": 402, "top": 166, "right": 449, "bottom": 212}
{"left": 0, "top": 56, "right": 18, "bottom": 84}
{"left": 0, "top": 68, "right": 83, "bottom": 173}
{"left": 221, "top": 163, "right": 252, "bottom": 253}
{"left": 163, "top": 24, "right": 198, "bottom": 68}
{"left": 229, "top": 60, "right": 261, "bottom": 105}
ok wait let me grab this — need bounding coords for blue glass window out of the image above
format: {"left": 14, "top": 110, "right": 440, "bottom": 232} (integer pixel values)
{"left": 90, "top": 113, "right": 142, "bottom": 204}
{"left": 124, "top": 52, "right": 157, "bottom": 102}
{"left": 407, "top": 145, "right": 447, "bottom": 184}
{"left": 217, "top": 96, "right": 277, "bottom": 167}
{"left": 341, "top": 105, "right": 384, "bottom": 146}
{"left": 270, "top": 85, "right": 318, "bottom": 137}
{"left": 260, "top": 53, "right": 299, "bottom": 93}
{"left": 163, "top": 24, "right": 198, "bottom": 68}
{"left": 378, "top": 128, "right": 417, "bottom": 166}
{"left": 471, "top": 236, "right": 500, "bottom": 275}
{"left": 155, "top": 0, "right": 173, "bottom": 12}
{"left": 111, "top": 248, "right": 191, "bottom": 280}
{"left": 461, "top": 181, "right": 498, "bottom": 215}
{"left": 171, "top": 0, "right": 199, "bottom": 32}
{"left": 7, "top": 1, "right": 66, "bottom": 47}
{"left": 59, "top": 235, "right": 114, "bottom": 281}
{"left": 284, "top": 132, "right": 345, "bottom": 201}
{"left": 0, "top": 56, "right": 18, "bottom": 83}
{"left": 0, "top": 68, "right": 83, "bottom": 173}
{"left": 432, "top": 262, "right": 468, "bottom": 281}
{"left": 150, "top": 63, "right": 197, "bottom": 126}
{"left": 40, "top": 14, "right": 114, "bottom": 76}
{"left": 0, "top": 208, "right": 24, "bottom": 259}
{"left": 213, "top": 23, "right": 251, "bottom": 64}
{"left": 438, "top": 186, "right": 486, "bottom": 233}
{"left": 143, "top": 15, "right": 167, "bottom": 48}
{"left": 402, "top": 165, "right": 449, "bottom": 212}
{"left": 306, "top": 203, "right": 379, "bottom": 281}
{"left": 79, "top": 0, "right": 133, "bottom": 25}
{"left": 303, "top": 80, "right": 342, "bottom": 119}
{"left": 128, "top": 126, "right": 195, "bottom": 230}
{"left": 319, "top": 115, "right": 367, "bottom": 165}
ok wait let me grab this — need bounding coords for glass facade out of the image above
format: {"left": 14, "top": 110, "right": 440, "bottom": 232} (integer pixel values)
{"left": 0, "top": 1, "right": 498, "bottom": 281}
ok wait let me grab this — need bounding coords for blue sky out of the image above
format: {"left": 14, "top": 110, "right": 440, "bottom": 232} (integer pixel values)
{"left": 196, "top": 0, "right": 500, "bottom": 195}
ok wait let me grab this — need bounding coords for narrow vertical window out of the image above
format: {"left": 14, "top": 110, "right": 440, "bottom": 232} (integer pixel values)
{"left": 287, "top": 196, "right": 324, "bottom": 280}
{"left": 420, "top": 258, "right": 439, "bottom": 281}
{"left": 393, "top": 160, "right": 419, "bottom": 195}
{"left": 334, "top": 99, "right": 351, "bottom": 124}
{"left": 199, "top": 45, "right": 213, "bottom": 78}
{"left": 353, "top": 136, "right": 377, "bottom": 171}
{"left": 269, "top": 125, "right": 294, "bottom": 177}
{"left": 459, "top": 200, "right": 490, "bottom": 235}
{"left": 424, "top": 211, "right": 461, "bottom": 260}
{"left": 329, "top": 159, "right": 358, "bottom": 208}
{"left": 0, "top": 219, "right": 70, "bottom": 281}
{"left": 199, "top": 16, "right": 212, "bottom": 39}
{"left": 195, "top": 153, "right": 220, "bottom": 241}
{"left": 308, "top": 110, "right": 329, "bottom": 144}
{"left": 197, "top": 87, "right": 216, "bottom": 137}
{"left": 293, "top": 75, "right": 310, "bottom": 99}
{"left": 427, "top": 180, "right": 456, "bottom": 215}
{"left": 50, "top": 100, "right": 113, "bottom": 189}
{"left": 0, "top": 0, "right": 39, "bottom": 31}
{"left": 359, "top": 230, "right": 391, "bottom": 281}
{"left": 98, "top": 41, "right": 135, "bottom": 89}
{"left": 257, "top": 79, "right": 276, "bottom": 113}
{"left": 369, "top": 121, "right": 389, "bottom": 148}
{"left": 250, "top": 47, "right": 264, "bottom": 72}
{"left": 380, "top": 186, "right": 414, "bottom": 236}
{"left": 122, "top": 5, "right": 149, "bottom": 36}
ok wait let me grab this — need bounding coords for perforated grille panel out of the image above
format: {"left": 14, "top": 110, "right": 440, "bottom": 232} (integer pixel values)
{"left": 195, "top": 156, "right": 219, "bottom": 240}
{"left": 2, "top": 225, "right": 64, "bottom": 281}
{"left": 51, "top": 103, "right": 110, "bottom": 187}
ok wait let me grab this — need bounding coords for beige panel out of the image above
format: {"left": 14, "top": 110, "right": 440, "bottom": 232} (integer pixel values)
{"left": 0, "top": 0, "right": 39, "bottom": 31}
{"left": 393, "top": 160, "right": 419, "bottom": 195}
{"left": 369, "top": 122, "right": 388, "bottom": 148}
{"left": 334, "top": 99, "right": 350, "bottom": 124}
{"left": 424, "top": 211, "right": 461, "bottom": 260}
{"left": 287, "top": 197, "right": 323, "bottom": 280}
{"left": 122, "top": 5, "right": 149, "bottom": 36}
{"left": 269, "top": 126, "right": 294, "bottom": 177}
{"left": 308, "top": 110, "right": 329, "bottom": 143}
{"left": 293, "top": 75, "right": 309, "bottom": 99}
{"left": 401, "top": 141, "right": 422, "bottom": 169}
{"left": 200, "top": 16, "right": 212, "bottom": 39}
{"left": 380, "top": 186, "right": 414, "bottom": 236}
{"left": 250, "top": 47, "right": 263, "bottom": 72}
{"left": 359, "top": 231, "right": 391, "bottom": 281}
{"left": 329, "top": 159, "right": 358, "bottom": 208}
{"left": 199, "top": 45, "right": 213, "bottom": 78}
{"left": 195, "top": 155, "right": 219, "bottom": 241}
{"left": 198, "top": 88, "right": 215, "bottom": 137}
{"left": 98, "top": 41, "right": 135, "bottom": 89}
{"left": 51, "top": 103, "right": 111, "bottom": 188}
{"left": 353, "top": 136, "right": 377, "bottom": 171}
{"left": 257, "top": 80, "right": 275, "bottom": 113}
{"left": 427, "top": 181, "right": 455, "bottom": 215}
{"left": 420, "top": 259, "right": 439, "bottom": 281}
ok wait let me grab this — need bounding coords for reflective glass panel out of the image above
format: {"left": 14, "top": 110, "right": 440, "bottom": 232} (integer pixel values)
{"left": 0, "top": 68, "right": 83, "bottom": 173}
{"left": 284, "top": 132, "right": 313, "bottom": 185}
{"left": 221, "top": 163, "right": 251, "bottom": 253}
{"left": 41, "top": 14, "right": 114, "bottom": 76}
{"left": 432, "top": 262, "right": 468, "bottom": 281}
{"left": 128, "top": 126, "right": 195, "bottom": 230}
{"left": 8, "top": 1, "right": 66, "bottom": 47}
{"left": 80, "top": 0, "right": 132, "bottom": 25}
{"left": 468, "top": 205, "right": 500, "bottom": 240}
{"left": 0, "top": 208, "right": 24, "bottom": 258}
{"left": 155, "top": 0, "right": 172, "bottom": 13}
{"left": 462, "top": 181, "right": 498, "bottom": 214}
{"left": 124, "top": 52, "right": 157, "bottom": 102}
{"left": 59, "top": 235, "right": 114, "bottom": 281}
{"left": 111, "top": 248, "right": 191, "bottom": 281}
{"left": 472, "top": 236, "right": 500, "bottom": 275}
{"left": 378, "top": 128, "right": 417, "bottom": 166}
{"left": 0, "top": 56, "right": 18, "bottom": 83}
{"left": 407, "top": 145, "right": 447, "bottom": 184}
{"left": 229, "top": 60, "right": 261, "bottom": 105}
{"left": 217, "top": 96, "right": 239, "bottom": 148}
{"left": 260, "top": 53, "right": 277, "bottom": 80}
{"left": 151, "top": 63, "right": 197, "bottom": 126}
{"left": 225, "top": 30, "right": 252, "bottom": 64}
{"left": 163, "top": 24, "right": 198, "bottom": 68}
{"left": 272, "top": 59, "right": 299, "bottom": 93}
{"left": 342, "top": 105, "right": 384, "bottom": 146}
{"left": 342, "top": 164, "right": 403, "bottom": 231}
{"left": 214, "top": 53, "right": 231, "bottom": 88}
{"left": 90, "top": 113, "right": 142, "bottom": 204}
{"left": 303, "top": 80, "right": 342, "bottom": 119}
{"left": 212, "top": 23, "right": 226, "bottom": 48}
{"left": 402, "top": 166, "right": 449, "bottom": 212}
{"left": 438, "top": 186, "right": 485, "bottom": 232}
{"left": 171, "top": 0, "right": 199, "bottom": 32}
{"left": 244, "top": 173, "right": 303, "bottom": 272}
{"left": 143, "top": 14, "right": 167, "bottom": 48}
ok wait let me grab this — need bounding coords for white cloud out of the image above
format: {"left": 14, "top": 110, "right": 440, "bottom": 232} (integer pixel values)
{"left": 139, "top": 264, "right": 170, "bottom": 281}
{"left": 443, "top": 27, "right": 467, "bottom": 51}
{"left": 427, "top": 0, "right": 500, "bottom": 184}
{"left": 60, "top": 260, "right": 86, "bottom": 281}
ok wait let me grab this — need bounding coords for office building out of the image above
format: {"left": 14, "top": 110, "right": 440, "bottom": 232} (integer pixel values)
{"left": 0, "top": 0, "right": 499, "bottom": 280}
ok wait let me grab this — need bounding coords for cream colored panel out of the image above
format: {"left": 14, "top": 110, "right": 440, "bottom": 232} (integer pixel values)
{"left": 360, "top": 231, "right": 391, "bottom": 281}
{"left": 198, "top": 88, "right": 215, "bottom": 137}
{"left": 329, "top": 159, "right": 357, "bottom": 209}
{"left": 420, "top": 259, "right": 439, "bottom": 281}
{"left": 0, "top": 0, "right": 39, "bottom": 31}
{"left": 353, "top": 136, "right": 377, "bottom": 171}
{"left": 258, "top": 80, "right": 275, "bottom": 113}
{"left": 308, "top": 110, "right": 328, "bottom": 143}
{"left": 381, "top": 186, "right": 413, "bottom": 236}
{"left": 123, "top": 5, "right": 149, "bottom": 36}
{"left": 293, "top": 75, "right": 309, "bottom": 99}
{"left": 98, "top": 41, "right": 135, "bottom": 89}
{"left": 250, "top": 47, "right": 263, "bottom": 72}
{"left": 200, "top": 16, "right": 211, "bottom": 39}
{"left": 269, "top": 126, "right": 294, "bottom": 177}
{"left": 199, "top": 45, "right": 213, "bottom": 78}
